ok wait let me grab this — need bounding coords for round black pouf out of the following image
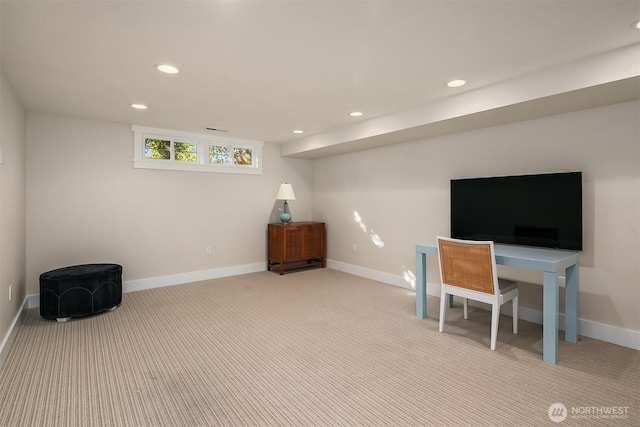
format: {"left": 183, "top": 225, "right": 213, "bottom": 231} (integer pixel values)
{"left": 39, "top": 264, "right": 122, "bottom": 321}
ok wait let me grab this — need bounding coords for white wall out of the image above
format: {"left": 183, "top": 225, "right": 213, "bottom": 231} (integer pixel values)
{"left": 14, "top": 101, "right": 640, "bottom": 338}
{"left": 25, "top": 113, "right": 313, "bottom": 294}
{"left": 312, "top": 101, "right": 640, "bottom": 332}
{"left": 0, "top": 67, "right": 27, "bottom": 352}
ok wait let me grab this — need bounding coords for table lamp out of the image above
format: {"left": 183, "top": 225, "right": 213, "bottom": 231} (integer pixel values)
{"left": 276, "top": 183, "right": 296, "bottom": 224}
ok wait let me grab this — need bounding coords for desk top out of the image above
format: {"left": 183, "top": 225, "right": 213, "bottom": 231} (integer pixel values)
{"left": 416, "top": 243, "right": 579, "bottom": 273}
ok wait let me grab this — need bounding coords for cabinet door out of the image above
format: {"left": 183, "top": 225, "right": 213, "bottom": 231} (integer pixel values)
{"left": 284, "top": 226, "right": 304, "bottom": 261}
{"left": 304, "top": 224, "right": 325, "bottom": 258}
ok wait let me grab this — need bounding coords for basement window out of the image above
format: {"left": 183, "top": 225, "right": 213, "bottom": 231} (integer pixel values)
{"left": 133, "top": 125, "right": 263, "bottom": 175}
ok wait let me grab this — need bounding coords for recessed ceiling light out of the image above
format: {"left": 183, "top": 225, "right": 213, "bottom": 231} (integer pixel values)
{"left": 633, "top": 19, "right": 640, "bottom": 30}
{"left": 447, "top": 79, "right": 466, "bottom": 88}
{"left": 349, "top": 111, "right": 363, "bottom": 117}
{"left": 131, "top": 104, "right": 148, "bottom": 110}
{"left": 293, "top": 130, "right": 304, "bottom": 134}
{"left": 157, "top": 64, "right": 180, "bottom": 74}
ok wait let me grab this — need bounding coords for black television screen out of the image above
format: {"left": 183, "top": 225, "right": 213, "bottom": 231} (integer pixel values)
{"left": 450, "top": 172, "right": 583, "bottom": 251}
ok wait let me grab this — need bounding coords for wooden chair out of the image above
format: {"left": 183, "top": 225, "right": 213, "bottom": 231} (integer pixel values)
{"left": 437, "top": 236, "right": 519, "bottom": 350}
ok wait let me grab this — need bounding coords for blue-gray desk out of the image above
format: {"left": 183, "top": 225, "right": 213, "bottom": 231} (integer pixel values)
{"left": 415, "top": 243, "right": 579, "bottom": 364}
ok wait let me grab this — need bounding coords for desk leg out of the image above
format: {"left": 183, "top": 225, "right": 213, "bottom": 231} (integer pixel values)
{"left": 565, "top": 264, "right": 579, "bottom": 344}
{"left": 543, "top": 271, "right": 559, "bottom": 364}
{"left": 416, "top": 252, "right": 427, "bottom": 319}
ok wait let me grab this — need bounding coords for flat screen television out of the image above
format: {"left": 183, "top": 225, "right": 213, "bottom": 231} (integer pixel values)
{"left": 450, "top": 172, "right": 582, "bottom": 251}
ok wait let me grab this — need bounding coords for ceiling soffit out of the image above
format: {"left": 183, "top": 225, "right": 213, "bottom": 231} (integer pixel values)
{"left": 281, "top": 45, "right": 640, "bottom": 159}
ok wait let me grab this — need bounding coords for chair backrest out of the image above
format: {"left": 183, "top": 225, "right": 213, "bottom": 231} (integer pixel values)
{"left": 437, "top": 236, "right": 499, "bottom": 295}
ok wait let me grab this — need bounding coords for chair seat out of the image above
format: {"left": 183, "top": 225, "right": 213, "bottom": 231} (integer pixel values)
{"left": 498, "top": 278, "right": 517, "bottom": 292}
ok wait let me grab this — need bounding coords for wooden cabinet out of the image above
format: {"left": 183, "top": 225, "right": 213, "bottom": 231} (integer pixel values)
{"left": 268, "top": 222, "right": 326, "bottom": 275}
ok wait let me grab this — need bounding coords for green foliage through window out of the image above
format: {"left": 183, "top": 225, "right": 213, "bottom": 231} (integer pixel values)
{"left": 209, "top": 145, "right": 253, "bottom": 166}
{"left": 234, "top": 148, "right": 252, "bottom": 165}
{"left": 175, "top": 141, "right": 198, "bottom": 162}
{"left": 134, "top": 125, "right": 263, "bottom": 175}
{"left": 209, "top": 145, "right": 231, "bottom": 164}
{"left": 145, "top": 139, "right": 170, "bottom": 159}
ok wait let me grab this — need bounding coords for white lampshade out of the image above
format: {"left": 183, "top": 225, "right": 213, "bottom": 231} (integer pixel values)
{"left": 276, "top": 183, "right": 296, "bottom": 201}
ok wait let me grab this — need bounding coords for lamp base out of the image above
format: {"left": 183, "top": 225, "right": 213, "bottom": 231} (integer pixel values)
{"left": 280, "top": 213, "right": 291, "bottom": 224}
{"left": 280, "top": 200, "right": 291, "bottom": 224}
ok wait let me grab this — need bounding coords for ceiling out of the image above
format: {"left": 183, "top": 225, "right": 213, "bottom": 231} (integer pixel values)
{"left": 2, "top": 1, "right": 639, "bottom": 159}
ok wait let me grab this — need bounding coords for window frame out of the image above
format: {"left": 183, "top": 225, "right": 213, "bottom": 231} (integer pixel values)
{"left": 133, "top": 125, "right": 263, "bottom": 175}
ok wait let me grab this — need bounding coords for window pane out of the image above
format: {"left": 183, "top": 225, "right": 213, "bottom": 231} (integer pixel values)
{"left": 209, "top": 145, "right": 231, "bottom": 164}
{"left": 234, "top": 147, "right": 252, "bottom": 165}
{"left": 145, "top": 138, "right": 170, "bottom": 159}
{"left": 174, "top": 141, "right": 198, "bottom": 162}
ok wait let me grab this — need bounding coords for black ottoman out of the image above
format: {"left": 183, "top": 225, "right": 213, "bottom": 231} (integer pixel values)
{"left": 40, "top": 263, "right": 122, "bottom": 322}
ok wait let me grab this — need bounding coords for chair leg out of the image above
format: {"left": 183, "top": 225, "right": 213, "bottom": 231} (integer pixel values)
{"left": 490, "top": 303, "right": 500, "bottom": 350}
{"left": 512, "top": 295, "right": 519, "bottom": 334}
{"left": 463, "top": 298, "right": 468, "bottom": 319}
{"left": 439, "top": 289, "right": 447, "bottom": 333}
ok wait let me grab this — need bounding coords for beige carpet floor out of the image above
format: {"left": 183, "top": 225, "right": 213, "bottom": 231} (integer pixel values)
{"left": 0, "top": 268, "right": 638, "bottom": 426}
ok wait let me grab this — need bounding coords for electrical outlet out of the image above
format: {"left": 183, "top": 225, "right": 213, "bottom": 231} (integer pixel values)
{"left": 206, "top": 246, "right": 212, "bottom": 256}
{"left": 352, "top": 244, "right": 357, "bottom": 252}
{"left": 9, "top": 285, "right": 12, "bottom": 301}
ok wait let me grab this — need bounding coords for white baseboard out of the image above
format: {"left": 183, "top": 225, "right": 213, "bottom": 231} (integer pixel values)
{"left": 0, "top": 296, "right": 30, "bottom": 367}
{"left": 327, "top": 260, "right": 414, "bottom": 290}
{"left": 327, "top": 259, "right": 640, "bottom": 351}
{"left": 122, "top": 262, "right": 266, "bottom": 294}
